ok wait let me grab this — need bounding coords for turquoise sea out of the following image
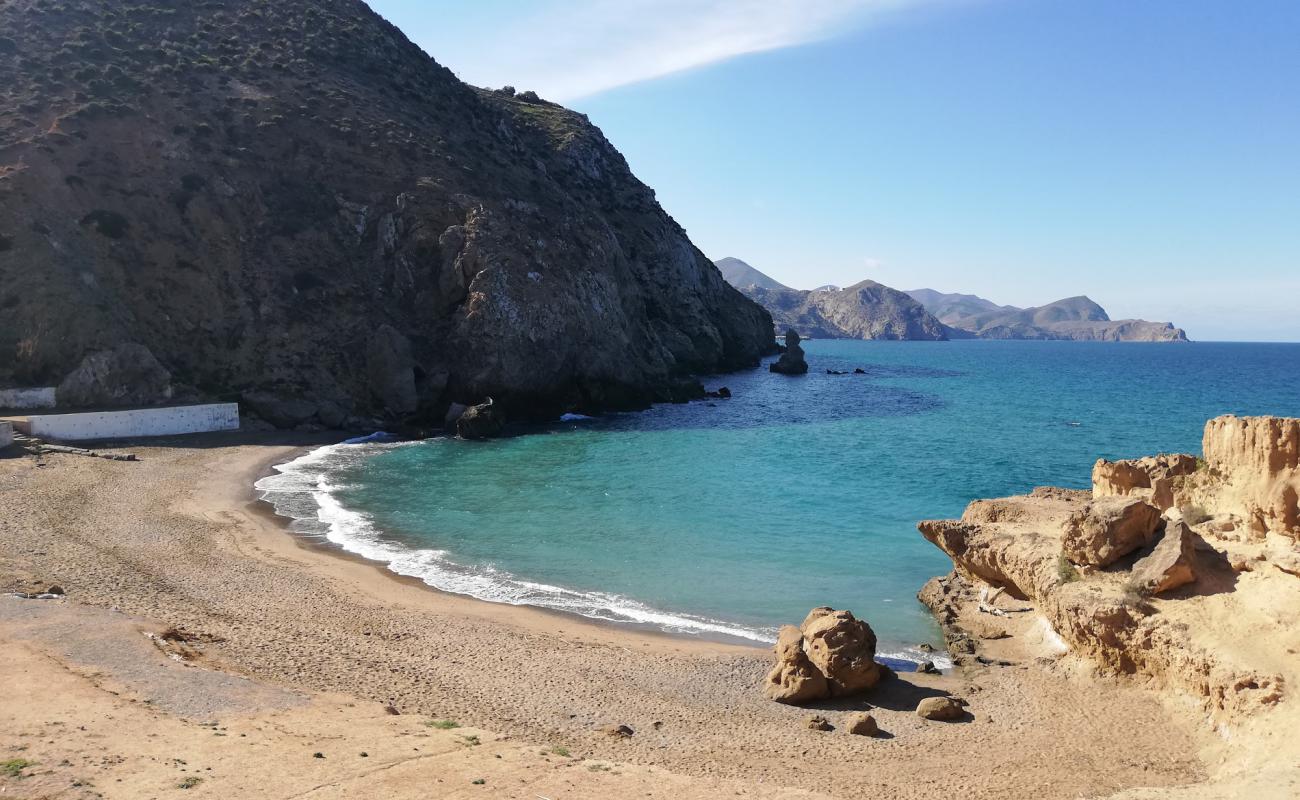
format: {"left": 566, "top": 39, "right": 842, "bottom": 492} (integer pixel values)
{"left": 256, "top": 340, "right": 1300, "bottom": 663}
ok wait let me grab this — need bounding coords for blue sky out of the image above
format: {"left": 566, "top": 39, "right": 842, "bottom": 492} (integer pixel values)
{"left": 369, "top": 1, "right": 1300, "bottom": 341}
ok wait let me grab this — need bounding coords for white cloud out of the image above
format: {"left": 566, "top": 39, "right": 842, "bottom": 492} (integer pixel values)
{"left": 416, "top": 0, "right": 938, "bottom": 101}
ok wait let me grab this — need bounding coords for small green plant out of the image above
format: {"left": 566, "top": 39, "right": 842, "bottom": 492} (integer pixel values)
{"left": 1056, "top": 554, "right": 1080, "bottom": 584}
{"left": 459, "top": 735, "right": 481, "bottom": 747}
{"left": 2, "top": 758, "right": 32, "bottom": 777}
{"left": 426, "top": 719, "right": 460, "bottom": 730}
{"left": 587, "top": 763, "right": 612, "bottom": 772}
{"left": 548, "top": 746, "right": 570, "bottom": 757}
{"left": 178, "top": 776, "right": 203, "bottom": 789}
{"left": 1195, "top": 456, "right": 1208, "bottom": 471}
{"left": 1181, "top": 504, "right": 1211, "bottom": 524}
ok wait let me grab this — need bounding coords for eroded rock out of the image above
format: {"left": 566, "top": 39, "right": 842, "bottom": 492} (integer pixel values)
{"left": 763, "top": 608, "right": 882, "bottom": 704}
{"left": 1131, "top": 521, "right": 1198, "bottom": 595}
{"left": 763, "top": 625, "right": 828, "bottom": 704}
{"left": 801, "top": 607, "right": 882, "bottom": 696}
{"left": 1061, "top": 497, "right": 1163, "bottom": 567}
{"left": 769, "top": 329, "right": 809, "bottom": 375}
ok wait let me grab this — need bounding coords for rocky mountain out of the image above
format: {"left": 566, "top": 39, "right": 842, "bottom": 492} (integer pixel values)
{"left": 0, "top": 0, "right": 776, "bottom": 427}
{"left": 908, "top": 290, "right": 1189, "bottom": 342}
{"left": 716, "top": 259, "right": 947, "bottom": 341}
{"left": 714, "top": 257, "right": 790, "bottom": 291}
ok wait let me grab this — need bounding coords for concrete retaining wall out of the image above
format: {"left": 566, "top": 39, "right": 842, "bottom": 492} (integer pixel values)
{"left": 0, "top": 387, "right": 57, "bottom": 410}
{"left": 10, "top": 404, "right": 240, "bottom": 442}
{"left": 0, "top": 422, "right": 12, "bottom": 450}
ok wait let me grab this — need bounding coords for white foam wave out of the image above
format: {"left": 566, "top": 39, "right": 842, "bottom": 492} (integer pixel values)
{"left": 256, "top": 443, "right": 777, "bottom": 645}
{"left": 255, "top": 442, "right": 952, "bottom": 663}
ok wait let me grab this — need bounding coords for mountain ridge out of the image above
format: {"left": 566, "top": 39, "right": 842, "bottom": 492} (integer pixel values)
{"left": 907, "top": 289, "right": 1189, "bottom": 342}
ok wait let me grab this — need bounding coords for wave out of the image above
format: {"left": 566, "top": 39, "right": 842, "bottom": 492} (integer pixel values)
{"left": 255, "top": 442, "right": 952, "bottom": 668}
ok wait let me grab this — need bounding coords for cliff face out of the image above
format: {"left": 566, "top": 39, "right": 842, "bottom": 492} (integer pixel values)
{"left": 0, "top": 0, "right": 775, "bottom": 424}
{"left": 908, "top": 290, "right": 1189, "bottom": 342}
{"left": 919, "top": 416, "right": 1300, "bottom": 727}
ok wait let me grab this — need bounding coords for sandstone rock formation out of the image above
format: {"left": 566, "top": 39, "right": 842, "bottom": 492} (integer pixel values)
{"left": 769, "top": 330, "right": 809, "bottom": 375}
{"left": 907, "top": 290, "right": 1189, "bottom": 342}
{"left": 1093, "top": 453, "right": 1199, "bottom": 510}
{"left": 0, "top": 1, "right": 776, "bottom": 428}
{"left": 1131, "top": 521, "right": 1197, "bottom": 595}
{"left": 1197, "top": 415, "right": 1299, "bottom": 539}
{"left": 1060, "top": 496, "right": 1163, "bottom": 567}
{"left": 56, "top": 343, "right": 173, "bottom": 408}
{"left": 918, "top": 416, "right": 1300, "bottom": 721}
{"left": 763, "top": 608, "right": 882, "bottom": 704}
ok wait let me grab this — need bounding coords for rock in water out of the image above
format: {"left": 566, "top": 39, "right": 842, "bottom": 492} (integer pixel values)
{"left": 1061, "top": 497, "right": 1163, "bottom": 567}
{"left": 56, "top": 343, "right": 172, "bottom": 408}
{"left": 763, "top": 625, "right": 829, "bottom": 704}
{"left": 770, "top": 330, "right": 809, "bottom": 375}
{"left": 763, "top": 608, "right": 882, "bottom": 704}
{"left": 0, "top": 2, "right": 776, "bottom": 425}
{"left": 916, "top": 696, "right": 965, "bottom": 721}
{"left": 1131, "top": 521, "right": 1198, "bottom": 595}
{"left": 456, "top": 399, "right": 505, "bottom": 440}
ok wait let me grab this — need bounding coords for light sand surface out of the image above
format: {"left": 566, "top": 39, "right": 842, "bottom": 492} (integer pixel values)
{"left": 1, "top": 433, "right": 1214, "bottom": 798}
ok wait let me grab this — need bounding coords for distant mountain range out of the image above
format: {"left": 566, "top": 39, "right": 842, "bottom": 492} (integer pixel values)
{"left": 717, "top": 258, "right": 1189, "bottom": 342}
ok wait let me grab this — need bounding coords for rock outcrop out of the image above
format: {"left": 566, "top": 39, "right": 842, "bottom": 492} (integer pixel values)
{"left": 1060, "top": 496, "right": 1163, "bottom": 567}
{"left": 1093, "top": 453, "right": 1198, "bottom": 510}
{"left": 56, "top": 343, "right": 173, "bottom": 408}
{"left": 455, "top": 398, "right": 505, "bottom": 440}
{"left": 918, "top": 416, "right": 1300, "bottom": 721}
{"left": 1196, "top": 416, "right": 1300, "bottom": 540}
{"left": 907, "top": 290, "right": 1189, "bottom": 342}
{"left": 0, "top": 1, "right": 776, "bottom": 428}
{"left": 763, "top": 607, "right": 882, "bottom": 704}
{"left": 769, "top": 330, "right": 809, "bottom": 375}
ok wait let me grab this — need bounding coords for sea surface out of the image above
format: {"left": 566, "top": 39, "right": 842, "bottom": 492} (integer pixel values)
{"left": 256, "top": 340, "right": 1300, "bottom": 664}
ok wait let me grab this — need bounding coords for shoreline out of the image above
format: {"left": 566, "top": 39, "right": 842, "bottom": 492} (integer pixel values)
{"left": 0, "top": 431, "right": 1220, "bottom": 798}
{"left": 244, "top": 438, "right": 777, "bottom": 653}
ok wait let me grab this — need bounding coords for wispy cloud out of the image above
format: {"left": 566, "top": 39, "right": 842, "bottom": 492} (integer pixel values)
{"left": 412, "top": 0, "right": 940, "bottom": 102}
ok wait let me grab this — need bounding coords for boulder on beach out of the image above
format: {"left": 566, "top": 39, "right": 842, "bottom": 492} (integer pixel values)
{"left": 763, "top": 607, "right": 882, "bottom": 704}
{"left": 769, "top": 330, "right": 809, "bottom": 375}
{"left": 916, "top": 696, "right": 965, "bottom": 721}
{"left": 801, "top": 607, "right": 882, "bottom": 696}
{"left": 846, "top": 712, "right": 879, "bottom": 736}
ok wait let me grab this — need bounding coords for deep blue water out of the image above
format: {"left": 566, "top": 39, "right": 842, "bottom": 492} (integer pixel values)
{"left": 257, "top": 340, "right": 1300, "bottom": 660}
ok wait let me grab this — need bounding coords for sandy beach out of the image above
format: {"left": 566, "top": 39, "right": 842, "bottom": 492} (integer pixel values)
{"left": 1, "top": 433, "right": 1218, "bottom": 798}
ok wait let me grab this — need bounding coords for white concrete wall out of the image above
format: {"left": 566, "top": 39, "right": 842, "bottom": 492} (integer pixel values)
{"left": 16, "top": 404, "right": 240, "bottom": 442}
{"left": 0, "top": 422, "right": 12, "bottom": 450}
{"left": 0, "top": 387, "right": 57, "bottom": 410}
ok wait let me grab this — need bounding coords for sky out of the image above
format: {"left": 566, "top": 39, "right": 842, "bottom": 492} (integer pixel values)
{"left": 368, "top": 1, "right": 1300, "bottom": 341}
